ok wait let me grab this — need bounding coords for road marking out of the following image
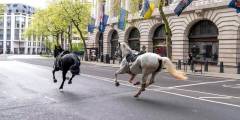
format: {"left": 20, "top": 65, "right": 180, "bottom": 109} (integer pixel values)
{"left": 81, "top": 73, "right": 240, "bottom": 108}
{"left": 172, "top": 88, "right": 240, "bottom": 99}
{"left": 44, "top": 96, "right": 58, "bottom": 103}
{"left": 223, "top": 84, "right": 240, "bottom": 89}
{"left": 199, "top": 96, "right": 232, "bottom": 99}
{"left": 165, "top": 80, "right": 236, "bottom": 88}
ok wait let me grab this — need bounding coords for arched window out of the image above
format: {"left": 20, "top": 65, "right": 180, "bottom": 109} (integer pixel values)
{"left": 152, "top": 25, "right": 167, "bottom": 57}
{"left": 128, "top": 28, "right": 140, "bottom": 51}
{"left": 188, "top": 20, "right": 219, "bottom": 64}
{"left": 110, "top": 30, "right": 118, "bottom": 58}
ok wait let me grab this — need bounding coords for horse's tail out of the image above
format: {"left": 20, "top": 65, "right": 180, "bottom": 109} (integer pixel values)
{"left": 160, "top": 57, "right": 187, "bottom": 80}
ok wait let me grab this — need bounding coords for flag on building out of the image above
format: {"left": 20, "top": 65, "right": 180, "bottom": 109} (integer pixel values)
{"left": 228, "top": 0, "right": 240, "bottom": 13}
{"left": 174, "top": 0, "right": 193, "bottom": 16}
{"left": 140, "top": 0, "right": 155, "bottom": 19}
{"left": 118, "top": 8, "right": 128, "bottom": 30}
{"left": 88, "top": 17, "right": 96, "bottom": 33}
{"left": 98, "top": 2, "right": 109, "bottom": 33}
{"left": 99, "top": 14, "right": 109, "bottom": 32}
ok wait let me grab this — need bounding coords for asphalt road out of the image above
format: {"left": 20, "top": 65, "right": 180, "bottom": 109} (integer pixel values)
{"left": 1, "top": 55, "right": 240, "bottom": 120}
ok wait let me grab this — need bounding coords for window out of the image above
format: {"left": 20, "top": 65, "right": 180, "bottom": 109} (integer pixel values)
{"left": 0, "top": 29, "right": 3, "bottom": 40}
{"left": 21, "top": 29, "right": 25, "bottom": 40}
{"left": 128, "top": 28, "right": 140, "bottom": 51}
{"left": 0, "top": 18, "right": 4, "bottom": 29}
{"left": 33, "top": 34, "right": 36, "bottom": 41}
{"left": 7, "top": 16, "right": 11, "bottom": 28}
{"left": 15, "top": 29, "right": 20, "bottom": 40}
{"left": 20, "top": 17, "right": 26, "bottom": 28}
{"left": 8, "top": 10, "right": 12, "bottom": 14}
{"left": 15, "top": 16, "right": 20, "bottom": 28}
{"left": 7, "top": 29, "right": 11, "bottom": 40}
{"left": 13, "top": 4, "right": 18, "bottom": 7}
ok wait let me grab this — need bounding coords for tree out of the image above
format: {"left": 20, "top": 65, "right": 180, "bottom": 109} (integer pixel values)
{"left": 60, "top": 0, "right": 91, "bottom": 60}
{"left": 158, "top": 0, "right": 172, "bottom": 59}
{"left": 0, "top": 4, "right": 4, "bottom": 14}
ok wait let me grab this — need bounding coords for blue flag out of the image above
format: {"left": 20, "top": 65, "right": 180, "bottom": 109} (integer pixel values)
{"left": 174, "top": 0, "right": 193, "bottom": 16}
{"left": 88, "top": 17, "right": 96, "bottom": 33}
{"left": 88, "top": 24, "right": 95, "bottom": 33}
{"left": 228, "top": 0, "right": 240, "bottom": 13}
{"left": 99, "top": 14, "right": 109, "bottom": 32}
{"left": 118, "top": 8, "right": 127, "bottom": 30}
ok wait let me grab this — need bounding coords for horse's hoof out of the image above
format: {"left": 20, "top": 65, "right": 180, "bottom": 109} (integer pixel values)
{"left": 59, "top": 88, "right": 63, "bottom": 92}
{"left": 133, "top": 81, "right": 141, "bottom": 86}
{"left": 68, "top": 81, "right": 72, "bottom": 84}
{"left": 53, "top": 80, "right": 57, "bottom": 83}
{"left": 134, "top": 94, "right": 139, "bottom": 98}
{"left": 115, "top": 82, "right": 120, "bottom": 87}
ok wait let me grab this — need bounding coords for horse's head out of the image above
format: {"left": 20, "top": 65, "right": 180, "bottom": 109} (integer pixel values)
{"left": 54, "top": 45, "right": 64, "bottom": 58}
{"left": 114, "top": 42, "right": 132, "bottom": 58}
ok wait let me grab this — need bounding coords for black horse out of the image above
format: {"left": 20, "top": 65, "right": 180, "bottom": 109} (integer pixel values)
{"left": 52, "top": 45, "right": 81, "bottom": 90}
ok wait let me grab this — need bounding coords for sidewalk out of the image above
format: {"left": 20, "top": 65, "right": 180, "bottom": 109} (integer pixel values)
{"left": 81, "top": 60, "right": 240, "bottom": 80}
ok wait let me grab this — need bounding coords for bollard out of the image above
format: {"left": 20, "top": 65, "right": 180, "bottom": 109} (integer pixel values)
{"left": 100, "top": 55, "right": 104, "bottom": 62}
{"left": 191, "top": 61, "right": 194, "bottom": 72}
{"left": 113, "top": 58, "right": 115, "bottom": 64}
{"left": 220, "top": 61, "right": 224, "bottom": 73}
{"left": 237, "top": 62, "right": 240, "bottom": 74}
{"left": 204, "top": 60, "right": 208, "bottom": 72}
{"left": 105, "top": 54, "right": 110, "bottom": 64}
{"left": 178, "top": 60, "right": 181, "bottom": 70}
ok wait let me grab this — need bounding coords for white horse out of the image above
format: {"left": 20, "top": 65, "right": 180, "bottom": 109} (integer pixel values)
{"left": 115, "top": 42, "right": 187, "bottom": 97}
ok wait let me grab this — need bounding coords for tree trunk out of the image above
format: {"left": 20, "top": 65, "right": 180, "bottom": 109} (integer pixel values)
{"left": 60, "top": 31, "right": 64, "bottom": 48}
{"left": 68, "top": 23, "right": 73, "bottom": 51}
{"left": 56, "top": 34, "right": 60, "bottom": 46}
{"left": 72, "top": 20, "right": 88, "bottom": 61}
{"left": 158, "top": 0, "right": 172, "bottom": 59}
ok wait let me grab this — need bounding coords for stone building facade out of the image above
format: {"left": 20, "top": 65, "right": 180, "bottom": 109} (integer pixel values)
{"left": 87, "top": 0, "right": 240, "bottom": 66}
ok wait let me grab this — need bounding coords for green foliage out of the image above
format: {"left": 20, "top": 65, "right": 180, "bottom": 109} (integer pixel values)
{"left": 129, "top": 0, "right": 143, "bottom": 14}
{"left": 72, "top": 43, "right": 84, "bottom": 52}
{"left": 24, "top": 0, "right": 91, "bottom": 56}
{"left": 0, "top": 4, "right": 4, "bottom": 14}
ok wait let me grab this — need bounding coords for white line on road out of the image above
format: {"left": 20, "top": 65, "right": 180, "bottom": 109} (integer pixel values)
{"left": 44, "top": 96, "right": 58, "bottom": 103}
{"left": 172, "top": 88, "right": 240, "bottom": 99}
{"left": 81, "top": 73, "right": 240, "bottom": 108}
{"left": 165, "top": 80, "right": 236, "bottom": 88}
{"left": 199, "top": 96, "right": 232, "bottom": 99}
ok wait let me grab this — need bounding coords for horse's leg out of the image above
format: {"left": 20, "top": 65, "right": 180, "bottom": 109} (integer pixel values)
{"left": 52, "top": 69, "right": 57, "bottom": 83}
{"left": 134, "top": 73, "right": 148, "bottom": 98}
{"left": 146, "top": 72, "right": 157, "bottom": 88}
{"left": 128, "top": 74, "right": 136, "bottom": 83}
{"left": 59, "top": 70, "right": 67, "bottom": 90}
{"left": 114, "top": 67, "right": 126, "bottom": 87}
{"left": 128, "top": 74, "right": 140, "bottom": 85}
{"left": 68, "top": 74, "right": 75, "bottom": 84}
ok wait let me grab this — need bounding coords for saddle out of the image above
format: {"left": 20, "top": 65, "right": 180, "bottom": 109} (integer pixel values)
{"left": 126, "top": 51, "right": 145, "bottom": 63}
